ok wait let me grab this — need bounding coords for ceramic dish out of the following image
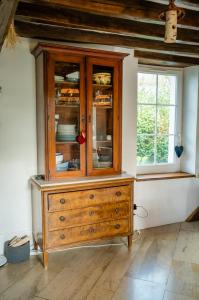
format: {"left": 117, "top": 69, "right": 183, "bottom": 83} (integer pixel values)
{"left": 56, "top": 161, "right": 69, "bottom": 171}
{"left": 56, "top": 154, "right": 63, "bottom": 164}
{"left": 93, "top": 73, "right": 111, "bottom": 85}
{"left": 55, "top": 75, "right": 65, "bottom": 82}
{"left": 58, "top": 124, "right": 76, "bottom": 131}
{"left": 56, "top": 135, "right": 76, "bottom": 142}
{"left": 98, "top": 161, "right": 112, "bottom": 168}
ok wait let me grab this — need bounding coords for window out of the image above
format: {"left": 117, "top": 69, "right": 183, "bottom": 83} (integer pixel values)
{"left": 137, "top": 68, "right": 182, "bottom": 173}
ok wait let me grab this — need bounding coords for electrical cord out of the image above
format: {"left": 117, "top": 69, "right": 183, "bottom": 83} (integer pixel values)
{"left": 135, "top": 205, "right": 148, "bottom": 218}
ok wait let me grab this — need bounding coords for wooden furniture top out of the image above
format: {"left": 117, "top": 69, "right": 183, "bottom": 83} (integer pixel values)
{"left": 32, "top": 43, "right": 129, "bottom": 59}
{"left": 136, "top": 172, "right": 195, "bottom": 182}
{"left": 31, "top": 173, "right": 134, "bottom": 191}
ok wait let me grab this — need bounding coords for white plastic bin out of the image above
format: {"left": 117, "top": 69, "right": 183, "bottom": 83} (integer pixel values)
{"left": 0, "top": 234, "right": 4, "bottom": 255}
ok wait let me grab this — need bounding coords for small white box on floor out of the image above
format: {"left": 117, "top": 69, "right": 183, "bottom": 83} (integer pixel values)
{"left": 0, "top": 234, "right": 4, "bottom": 255}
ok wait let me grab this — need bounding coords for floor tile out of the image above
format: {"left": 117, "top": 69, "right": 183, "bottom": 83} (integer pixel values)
{"left": 127, "top": 237, "right": 176, "bottom": 284}
{"left": 174, "top": 230, "right": 199, "bottom": 264}
{"left": 180, "top": 222, "right": 199, "bottom": 233}
{"left": 163, "top": 291, "right": 199, "bottom": 300}
{"left": 86, "top": 241, "right": 142, "bottom": 299}
{"left": 141, "top": 223, "right": 180, "bottom": 241}
{"left": 166, "top": 260, "right": 199, "bottom": 299}
{"left": 112, "top": 276, "right": 165, "bottom": 300}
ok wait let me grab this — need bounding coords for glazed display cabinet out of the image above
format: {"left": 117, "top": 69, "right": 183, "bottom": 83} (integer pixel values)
{"left": 33, "top": 44, "right": 126, "bottom": 180}
{"left": 32, "top": 44, "right": 134, "bottom": 268}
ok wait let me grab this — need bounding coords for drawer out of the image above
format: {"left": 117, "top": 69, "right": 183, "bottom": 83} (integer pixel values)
{"left": 48, "top": 185, "right": 131, "bottom": 212}
{"left": 48, "top": 201, "right": 129, "bottom": 231}
{"left": 47, "top": 218, "right": 129, "bottom": 248}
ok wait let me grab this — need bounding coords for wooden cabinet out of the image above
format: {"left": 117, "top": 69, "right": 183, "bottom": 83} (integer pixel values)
{"left": 33, "top": 43, "right": 127, "bottom": 180}
{"left": 32, "top": 44, "right": 134, "bottom": 269}
{"left": 31, "top": 174, "right": 134, "bottom": 269}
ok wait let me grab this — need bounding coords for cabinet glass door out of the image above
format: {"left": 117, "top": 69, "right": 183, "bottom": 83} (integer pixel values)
{"left": 48, "top": 54, "right": 86, "bottom": 179}
{"left": 87, "top": 58, "right": 121, "bottom": 175}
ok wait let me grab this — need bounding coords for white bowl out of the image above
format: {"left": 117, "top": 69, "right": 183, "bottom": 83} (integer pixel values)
{"left": 58, "top": 124, "right": 76, "bottom": 130}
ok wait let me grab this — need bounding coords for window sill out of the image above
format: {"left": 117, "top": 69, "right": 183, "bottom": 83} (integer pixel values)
{"left": 136, "top": 172, "right": 195, "bottom": 182}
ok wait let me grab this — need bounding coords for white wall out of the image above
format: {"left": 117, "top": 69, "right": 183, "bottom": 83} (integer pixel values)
{"left": 0, "top": 40, "right": 37, "bottom": 243}
{"left": 0, "top": 38, "right": 199, "bottom": 244}
{"left": 134, "top": 178, "right": 199, "bottom": 230}
{"left": 181, "top": 66, "right": 199, "bottom": 174}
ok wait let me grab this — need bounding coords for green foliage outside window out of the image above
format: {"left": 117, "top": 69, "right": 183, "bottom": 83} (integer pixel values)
{"left": 137, "top": 73, "right": 176, "bottom": 165}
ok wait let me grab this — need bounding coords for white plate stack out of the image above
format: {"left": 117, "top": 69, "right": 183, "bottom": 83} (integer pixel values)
{"left": 57, "top": 124, "right": 76, "bottom": 141}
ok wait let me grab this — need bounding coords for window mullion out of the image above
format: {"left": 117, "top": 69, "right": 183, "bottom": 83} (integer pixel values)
{"left": 154, "top": 74, "right": 158, "bottom": 164}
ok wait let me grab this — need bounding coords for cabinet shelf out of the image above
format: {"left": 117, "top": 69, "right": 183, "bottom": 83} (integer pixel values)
{"left": 56, "top": 141, "right": 78, "bottom": 144}
{"left": 55, "top": 81, "right": 79, "bottom": 85}
{"left": 93, "top": 105, "right": 112, "bottom": 109}
{"left": 93, "top": 84, "right": 112, "bottom": 88}
{"left": 56, "top": 104, "right": 80, "bottom": 108}
{"left": 96, "top": 140, "right": 112, "bottom": 143}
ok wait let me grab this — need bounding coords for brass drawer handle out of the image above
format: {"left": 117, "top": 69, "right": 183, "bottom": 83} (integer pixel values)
{"left": 114, "top": 224, "right": 121, "bottom": 229}
{"left": 89, "top": 211, "right": 95, "bottom": 216}
{"left": 115, "top": 208, "right": 120, "bottom": 214}
{"left": 59, "top": 216, "right": 65, "bottom": 222}
{"left": 60, "top": 234, "right": 65, "bottom": 240}
{"left": 60, "top": 198, "right": 66, "bottom": 204}
{"left": 115, "top": 191, "right": 121, "bottom": 197}
{"left": 89, "top": 227, "right": 96, "bottom": 233}
{"left": 89, "top": 194, "right": 95, "bottom": 199}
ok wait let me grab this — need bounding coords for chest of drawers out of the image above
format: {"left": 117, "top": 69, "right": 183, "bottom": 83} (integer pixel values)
{"left": 31, "top": 175, "right": 134, "bottom": 268}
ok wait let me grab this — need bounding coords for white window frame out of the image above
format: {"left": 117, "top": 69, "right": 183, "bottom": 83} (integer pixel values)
{"left": 136, "top": 66, "right": 183, "bottom": 175}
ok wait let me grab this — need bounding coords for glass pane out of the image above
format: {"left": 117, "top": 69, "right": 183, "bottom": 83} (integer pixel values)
{"left": 137, "top": 105, "right": 156, "bottom": 135}
{"left": 54, "top": 62, "right": 80, "bottom": 172}
{"left": 92, "top": 65, "right": 113, "bottom": 169}
{"left": 137, "top": 135, "right": 155, "bottom": 165}
{"left": 158, "top": 75, "right": 176, "bottom": 105}
{"left": 157, "top": 135, "right": 174, "bottom": 164}
{"left": 157, "top": 106, "right": 175, "bottom": 135}
{"left": 138, "top": 73, "right": 156, "bottom": 104}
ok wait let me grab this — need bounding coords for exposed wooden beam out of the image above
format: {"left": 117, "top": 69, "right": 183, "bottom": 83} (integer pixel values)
{"left": 148, "top": 0, "right": 199, "bottom": 9}
{"left": 176, "top": 0, "right": 199, "bottom": 5}
{"left": 138, "top": 58, "right": 190, "bottom": 68}
{"left": 0, "top": 0, "right": 19, "bottom": 51}
{"left": 134, "top": 50, "right": 199, "bottom": 65}
{"left": 19, "top": 0, "right": 199, "bottom": 30}
{"left": 15, "top": 20, "right": 199, "bottom": 56}
{"left": 15, "top": 2, "right": 199, "bottom": 45}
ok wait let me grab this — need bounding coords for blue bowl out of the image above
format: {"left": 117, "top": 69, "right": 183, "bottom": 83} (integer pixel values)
{"left": 56, "top": 161, "right": 69, "bottom": 171}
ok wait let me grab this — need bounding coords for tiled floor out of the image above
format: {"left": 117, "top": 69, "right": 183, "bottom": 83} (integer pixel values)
{"left": 1, "top": 221, "right": 199, "bottom": 300}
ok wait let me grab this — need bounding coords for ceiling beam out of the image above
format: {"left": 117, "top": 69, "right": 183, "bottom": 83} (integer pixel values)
{"left": 134, "top": 50, "right": 199, "bottom": 65}
{"left": 15, "top": 2, "right": 199, "bottom": 44}
{"left": 175, "top": 0, "right": 199, "bottom": 5}
{"left": 138, "top": 58, "right": 190, "bottom": 68}
{"left": 0, "top": 0, "right": 19, "bottom": 51}
{"left": 19, "top": 0, "right": 199, "bottom": 30}
{"left": 15, "top": 20, "right": 199, "bottom": 56}
{"left": 148, "top": 0, "right": 199, "bottom": 9}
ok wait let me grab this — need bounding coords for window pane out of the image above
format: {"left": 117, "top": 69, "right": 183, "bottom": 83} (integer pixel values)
{"left": 92, "top": 65, "right": 113, "bottom": 169}
{"left": 137, "top": 105, "right": 156, "bottom": 134}
{"left": 137, "top": 135, "right": 155, "bottom": 165}
{"left": 138, "top": 73, "right": 156, "bottom": 104}
{"left": 158, "top": 75, "right": 176, "bottom": 105}
{"left": 157, "top": 106, "right": 175, "bottom": 135}
{"left": 157, "top": 135, "right": 174, "bottom": 164}
{"left": 157, "top": 135, "right": 168, "bottom": 163}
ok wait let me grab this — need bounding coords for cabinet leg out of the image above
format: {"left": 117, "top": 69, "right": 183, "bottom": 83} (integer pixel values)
{"left": 128, "top": 235, "right": 133, "bottom": 249}
{"left": 33, "top": 240, "right": 38, "bottom": 251}
{"left": 43, "top": 251, "right": 48, "bottom": 269}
